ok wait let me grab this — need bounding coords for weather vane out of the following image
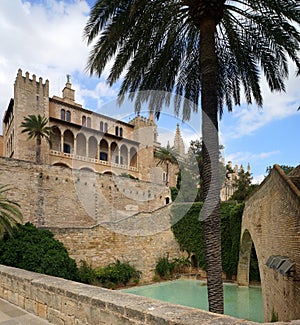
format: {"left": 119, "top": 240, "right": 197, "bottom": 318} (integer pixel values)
{"left": 66, "top": 74, "right": 71, "bottom": 83}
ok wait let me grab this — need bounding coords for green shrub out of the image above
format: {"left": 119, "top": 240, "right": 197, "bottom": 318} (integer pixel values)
{"left": 155, "top": 254, "right": 176, "bottom": 279}
{"left": 173, "top": 256, "right": 191, "bottom": 273}
{"left": 0, "top": 222, "right": 79, "bottom": 281}
{"left": 171, "top": 202, "right": 260, "bottom": 280}
{"left": 95, "top": 260, "right": 141, "bottom": 288}
{"left": 78, "top": 260, "right": 98, "bottom": 284}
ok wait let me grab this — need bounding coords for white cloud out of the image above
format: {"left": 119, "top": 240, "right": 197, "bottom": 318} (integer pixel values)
{"left": 224, "top": 150, "right": 280, "bottom": 166}
{"left": 222, "top": 62, "right": 300, "bottom": 141}
{"left": 0, "top": 0, "right": 91, "bottom": 128}
{"left": 252, "top": 174, "right": 265, "bottom": 185}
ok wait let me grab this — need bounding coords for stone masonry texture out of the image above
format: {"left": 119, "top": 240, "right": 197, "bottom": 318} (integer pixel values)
{"left": 0, "top": 157, "right": 181, "bottom": 282}
{"left": 2, "top": 265, "right": 300, "bottom": 325}
{"left": 237, "top": 165, "right": 300, "bottom": 322}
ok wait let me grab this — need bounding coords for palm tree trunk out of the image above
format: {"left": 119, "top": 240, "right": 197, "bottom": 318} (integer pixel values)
{"left": 199, "top": 17, "right": 224, "bottom": 314}
{"left": 36, "top": 135, "right": 41, "bottom": 164}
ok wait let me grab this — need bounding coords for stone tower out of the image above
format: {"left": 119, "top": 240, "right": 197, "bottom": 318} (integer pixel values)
{"left": 2, "top": 69, "right": 50, "bottom": 163}
{"left": 173, "top": 123, "right": 185, "bottom": 156}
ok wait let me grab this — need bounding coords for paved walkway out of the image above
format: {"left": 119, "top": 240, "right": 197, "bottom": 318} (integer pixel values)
{"left": 0, "top": 298, "right": 50, "bottom": 324}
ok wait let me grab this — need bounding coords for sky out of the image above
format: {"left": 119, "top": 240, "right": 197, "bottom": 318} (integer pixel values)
{"left": 0, "top": 0, "right": 299, "bottom": 184}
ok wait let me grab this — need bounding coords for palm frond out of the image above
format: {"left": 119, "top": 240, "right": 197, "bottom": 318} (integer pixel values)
{"left": 85, "top": 0, "right": 299, "bottom": 118}
{"left": 0, "top": 185, "right": 23, "bottom": 238}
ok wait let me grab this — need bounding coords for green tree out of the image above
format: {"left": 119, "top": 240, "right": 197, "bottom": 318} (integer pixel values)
{"left": 0, "top": 185, "right": 22, "bottom": 238}
{"left": 20, "top": 114, "right": 52, "bottom": 164}
{"left": 230, "top": 167, "right": 257, "bottom": 202}
{"left": 188, "top": 139, "right": 225, "bottom": 201}
{"left": 0, "top": 222, "right": 79, "bottom": 281}
{"left": 154, "top": 145, "right": 178, "bottom": 186}
{"left": 266, "top": 165, "right": 294, "bottom": 175}
{"left": 84, "top": 1, "right": 300, "bottom": 314}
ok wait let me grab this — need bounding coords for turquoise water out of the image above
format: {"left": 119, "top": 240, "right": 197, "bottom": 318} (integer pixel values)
{"left": 122, "top": 279, "right": 264, "bottom": 323}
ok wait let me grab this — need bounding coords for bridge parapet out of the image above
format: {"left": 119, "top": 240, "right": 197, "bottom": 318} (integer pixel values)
{"left": 0, "top": 265, "right": 266, "bottom": 324}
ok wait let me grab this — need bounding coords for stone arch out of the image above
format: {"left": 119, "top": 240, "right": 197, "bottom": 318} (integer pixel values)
{"left": 120, "top": 144, "right": 128, "bottom": 166}
{"left": 66, "top": 110, "right": 71, "bottom": 122}
{"left": 103, "top": 171, "right": 116, "bottom": 175}
{"left": 61, "top": 109, "right": 65, "bottom": 121}
{"left": 111, "top": 142, "right": 119, "bottom": 164}
{"left": 82, "top": 115, "right": 86, "bottom": 126}
{"left": 52, "top": 162, "right": 71, "bottom": 169}
{"left": 50, "top": 126, "right": 61, "bottom": 151}
{"left": 80, "top": 167, "right": 94, "bottom": 172}
{"left": 130, "top": 147, "right": 137, "bottom": 167}
{"left": 237, "top": 229, "right": 259, "bottom": 286}
{"left": 99, "top": 139, "right": 108, "bottom": 161}
{"left": 63, "top": 130, "right": 74, "bottom": 154}
{"left": 76, "top": 133, "right": 86, "bottom": 157}
{"left": 88, "top": 136, "right": 98, "bottom": 158}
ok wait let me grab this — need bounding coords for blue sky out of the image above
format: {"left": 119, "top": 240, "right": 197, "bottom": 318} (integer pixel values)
{"left": 0, "top": 0, "right": 299, "bottom": 183}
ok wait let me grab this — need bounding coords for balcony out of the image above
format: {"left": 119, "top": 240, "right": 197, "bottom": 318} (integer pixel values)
{"left": 49, "top": 150, "right": 138, "bottom": 172}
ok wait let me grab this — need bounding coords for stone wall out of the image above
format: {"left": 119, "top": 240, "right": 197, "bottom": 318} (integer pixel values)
{"left": 0, "top": 157, "right": 169, "bottom": 226}
{"left": 46, "top": 206, "right": 180, "bottom": 282}
{"left": 0, "top": 136, "right": 3, "bottom": 156}
{"left": 0, "top": 157, "right": 179, "bottom": 281}
{"left": 237, "top": 165, "right": 300, "bottom": 322}
{"left": 0, "top": 264, "right": 288, "bottom": 325}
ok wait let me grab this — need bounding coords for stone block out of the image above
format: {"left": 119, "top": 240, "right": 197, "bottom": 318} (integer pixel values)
{"left": 24, "top": 297, "right": 37, "bottom": 314}
{"left": 48, "top": 307, "right": 67, "bottom": 325}
{"left": 98, "top": 309, "right": 132, "bottom": 325}
{"left": 37, "top": 302, "right": 48, "bottom": 319}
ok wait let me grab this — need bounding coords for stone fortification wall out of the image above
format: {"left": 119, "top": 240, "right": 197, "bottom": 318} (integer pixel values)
{"left": 0, "top": 157, "right": 179, "bottom": 281}
{"left": 237, "top": 165, "right": 300, "bottom": 322}
{"left": 0, "top": 264, "right": 288, "bottom": 325}
{"left": 0, "top": 157, "right": 168, "bottom": 227}
{"left": 46, "top": 205, "right": 180, "bottom": 282}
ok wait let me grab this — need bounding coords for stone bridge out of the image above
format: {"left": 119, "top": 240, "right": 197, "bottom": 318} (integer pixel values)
{"left": 237, "top": 165, "right": 300, "bottom": 322}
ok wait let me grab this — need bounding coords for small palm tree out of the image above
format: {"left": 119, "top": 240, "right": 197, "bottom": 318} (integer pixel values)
{"left": 20, "top": 115, "right": 52, "bottom": 164}
{"left": 155, "top": 145, "right": 178, "bottom": 185}
{"left": 0, "top": 185, "right": 23, "bottom": 238}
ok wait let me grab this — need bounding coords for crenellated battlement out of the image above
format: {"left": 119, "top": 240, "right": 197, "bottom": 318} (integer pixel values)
{"left": 15, "top": 69, "right": 49, "bottom": 97}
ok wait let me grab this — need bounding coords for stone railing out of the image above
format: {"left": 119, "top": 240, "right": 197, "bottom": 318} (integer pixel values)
{"left": 0, "top": 265, "right": 298, "bottom": 324}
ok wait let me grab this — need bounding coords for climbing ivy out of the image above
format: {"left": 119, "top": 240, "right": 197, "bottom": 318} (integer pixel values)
{"left": 171, "top": 202, "right": 259, "bottom": 279}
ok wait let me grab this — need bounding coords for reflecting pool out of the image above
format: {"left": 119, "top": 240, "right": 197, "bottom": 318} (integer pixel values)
{"left": 122, "top": 279, "right": 263, "bottom": 323}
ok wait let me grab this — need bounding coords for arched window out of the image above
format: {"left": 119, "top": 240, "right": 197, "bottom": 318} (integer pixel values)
{"left": 104, "top": 122, "right": 108, "bottom": 132}
{"left": 61, "top": 109, "right": 65, "bottom": 121}
{"left": 76, "top": 133, "right": 86, "bottom": 157}
{"left": 63, "top": 130, "right": 74, "bottom": 154}
{"left": 99, "top": 139, "right": 108, "bottom": 161}
{"left": 111, "top": 142, "right": 118, "bottom": 163}
{"left": 115, "top": 126, "right": 119, "bottom": 136}
{"left": 66, "top": 110, "right": 71, "bottom": 122}
{"left": 87, "top": 117, "right": 91, "bottom": 128}
{"left": 120, "top": 145, "right": 128, "bottom": 166}
{"left": 82, "top": 116, "right": 86, "bottom": 126}
{"left": 119, "top": 127, "right": 123, "bottom": 137}
{"left": 130, "top": 147, "right": 137, "bottom": 167}
{"left": 100, "top": 121, "right": 103, "bottom": 132}
{"left": 88, "top": 136, "right": 98, "bottom": 158}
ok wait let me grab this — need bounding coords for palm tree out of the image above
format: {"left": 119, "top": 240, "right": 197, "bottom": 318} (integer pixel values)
{"left": 0, "top": 185, "right": 22, "bottom": 238}
{"left": 154, "top": 145, "right": 178, "bottom": 185}
{"left": 20, "top": 115, "right": 52, "bottom": 164}
{"left": 84, "top": 0, "right": 300, "bottom": 314}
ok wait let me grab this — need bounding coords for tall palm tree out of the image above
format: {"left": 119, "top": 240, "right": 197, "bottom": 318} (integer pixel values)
{"left": 84, "top": 0, "right": 300, "bottom": 314}
{"left": 154, "top": 145, "right": 178, "bottom": 185}
{"left": 0, "top": 185, "right": 22, "bottom": 238}
{"left": 20, "top": 115, "right": 52, "bottom": 164}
